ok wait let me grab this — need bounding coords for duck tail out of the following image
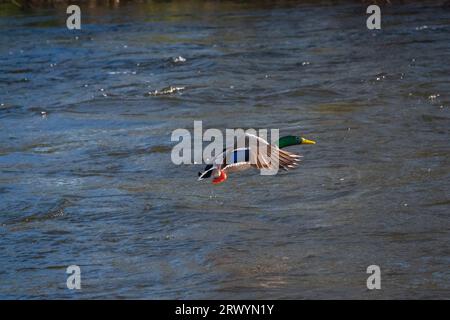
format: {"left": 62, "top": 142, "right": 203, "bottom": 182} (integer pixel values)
{"left": 198, "top": 165, "right": 215, "bottom": 181}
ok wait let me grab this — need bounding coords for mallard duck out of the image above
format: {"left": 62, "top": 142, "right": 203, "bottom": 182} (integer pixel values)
{"left": 198, "top": 133, "right": 315, "bottom": 184}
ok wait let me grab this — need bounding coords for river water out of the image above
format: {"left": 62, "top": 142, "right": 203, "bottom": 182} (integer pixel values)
{"left": 0, "top": 1, "right": 449, "bottom": 299}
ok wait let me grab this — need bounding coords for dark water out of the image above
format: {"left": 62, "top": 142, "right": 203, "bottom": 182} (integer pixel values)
{"left": 0, "top": 1, "right": 449, "bottom": 299}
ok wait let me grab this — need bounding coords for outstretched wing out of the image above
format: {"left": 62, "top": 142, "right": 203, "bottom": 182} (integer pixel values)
{"left": 222, "top": 148, "right": 253, "bottom": 173}
{"left": 243, "top": 133, "right": 301, "bottom": 171}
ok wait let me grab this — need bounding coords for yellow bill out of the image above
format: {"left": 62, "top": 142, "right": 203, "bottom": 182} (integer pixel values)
{"left": 301, "top": 137, "right": 316, "bottom": 145}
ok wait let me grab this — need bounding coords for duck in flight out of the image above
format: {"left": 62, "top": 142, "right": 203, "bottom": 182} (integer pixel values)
{"left": 198, "top": 133, "right": 315, "bottom": 184}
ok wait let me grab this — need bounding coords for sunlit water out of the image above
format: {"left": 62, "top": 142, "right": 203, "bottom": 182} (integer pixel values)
{"left": 0, "top": 1, "right": 449, "bottom": 299}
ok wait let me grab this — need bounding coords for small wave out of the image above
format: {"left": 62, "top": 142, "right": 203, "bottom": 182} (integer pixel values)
{"left": 146, "top": 86, "right": 185, "bottom": 96}
{"left": 171, "top": 56, "right": 186, "bottom": 63}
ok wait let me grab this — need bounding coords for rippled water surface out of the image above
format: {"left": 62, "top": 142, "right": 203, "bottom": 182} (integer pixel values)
{"left": 0, "top": 1, "right": 449, "bottom": 299}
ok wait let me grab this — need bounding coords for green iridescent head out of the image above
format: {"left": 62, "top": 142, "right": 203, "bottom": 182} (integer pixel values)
{"left": 278, "top": 135, "right": 316, "bottom": 148}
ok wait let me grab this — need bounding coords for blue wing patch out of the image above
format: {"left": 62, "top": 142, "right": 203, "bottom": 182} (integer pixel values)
{"left": 231, "top": 148, "right": 250, "bottom": 164}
